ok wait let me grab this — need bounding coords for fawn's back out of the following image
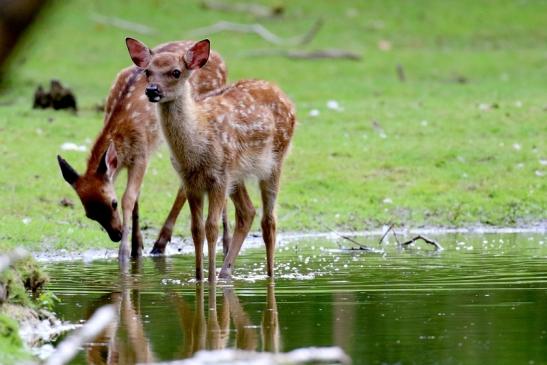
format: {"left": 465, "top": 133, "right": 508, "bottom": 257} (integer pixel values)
{"left": 172, "top": 79, "right": 296, "bottom": 189}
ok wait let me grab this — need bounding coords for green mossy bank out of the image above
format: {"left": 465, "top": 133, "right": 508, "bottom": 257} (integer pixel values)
{"left": 0, "top": 0, "right": 545, "bottom": 252}
{"left": 0, "top": 256, "right": 48, "bottom": 364}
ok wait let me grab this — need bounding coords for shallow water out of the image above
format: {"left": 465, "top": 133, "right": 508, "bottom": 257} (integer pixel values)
{"left": 45, "top": 232, "right": 547, "bottom": 364}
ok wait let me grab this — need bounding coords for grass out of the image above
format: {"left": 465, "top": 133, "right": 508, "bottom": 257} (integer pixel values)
{"left": 0, "top": 0, "right": 545, "bottom": 252}
{"left": 0, "top": 313, "right": 31, "bottom": 365}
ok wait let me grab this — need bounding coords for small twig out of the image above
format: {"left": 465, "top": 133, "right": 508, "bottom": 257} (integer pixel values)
{"left": 245, "top": 48, "right": 361, "bottom": 61}
{"left": 90, "top": 13, "right": 157, "bottom": 35}
{"left": 328, "top": 228, "right": 377, "bottom": 252}
{"left": 396, "top": 64, "right": 406, "bottom": 82}
{"left": 378, "top": 224, "right": 394, "bottom": 246}
{"left": 46, "top": 305, "right": 116, "bottom": 365}
{"left": 338, "top": 233, "right": 372, "bottom": 250}
{"left": 201, "top": 0, "right": 285, "bottom": 18}
{"left": 189, "top": 19, "right": 323, "bottom": 46}
{"left": 392, "top": 229, "right": 402, "bottom": 245}
{"left": 399, "top": 235, "right": 443, "bottom": 251}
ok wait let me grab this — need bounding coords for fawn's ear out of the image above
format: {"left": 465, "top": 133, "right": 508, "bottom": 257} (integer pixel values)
{"left": 97, "top": 142, "right": 118, "bottom": 180}
{"left": 57, "top": 155, "right": 80, "bottom": 187}
{"left": 126, "top": 37, "right": 152, "bottom": 68}
{"left": 183, "top": 39, "right": 210, "bottom": 70}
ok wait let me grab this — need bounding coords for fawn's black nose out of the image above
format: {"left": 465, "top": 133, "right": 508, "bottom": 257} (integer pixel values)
{"left": 145, "top": 84, "right": 162, "bottom": 102}
{"left": 109, "top": 229, "right": 123, "bottom": 242}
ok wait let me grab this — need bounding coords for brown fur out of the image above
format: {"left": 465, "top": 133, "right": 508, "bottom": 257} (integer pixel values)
{"left": 58, "top": 41, "right": 228, "bottom": 260}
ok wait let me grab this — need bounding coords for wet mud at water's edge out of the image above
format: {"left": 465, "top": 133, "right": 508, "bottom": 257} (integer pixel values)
{"left": 44, "top": 232, "right": 547, "bottom": 364}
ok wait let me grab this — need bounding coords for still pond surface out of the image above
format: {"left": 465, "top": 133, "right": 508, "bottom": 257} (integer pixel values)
{"left": 44, "top": 232, "right": 547, "bottom": 364}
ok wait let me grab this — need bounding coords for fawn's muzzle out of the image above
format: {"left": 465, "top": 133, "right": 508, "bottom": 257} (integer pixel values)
{"left": 145, "top": 84, "right": 162, "bottom": 102}
{"left": 108, "top": 228, "right": 123, "bottom": 242}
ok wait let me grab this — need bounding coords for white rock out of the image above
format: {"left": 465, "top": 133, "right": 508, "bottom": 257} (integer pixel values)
{"left": 61, "top": 142, "right": 87, "bottom": 152}
{"left": 308, "top": 109, "right": 320, "bottom": 117}
{"left": 326, "top": 100, "right": 342, "bottom": 111}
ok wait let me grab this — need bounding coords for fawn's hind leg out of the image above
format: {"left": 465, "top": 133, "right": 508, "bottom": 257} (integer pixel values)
{"left": 259, "top": 172, "right": 281, "bottom": 277}
{"left": 219, "top": 183, "right": 255, "bottom": 279}
{"left": 151, "top": 186, "right": 187, "bottom": 254}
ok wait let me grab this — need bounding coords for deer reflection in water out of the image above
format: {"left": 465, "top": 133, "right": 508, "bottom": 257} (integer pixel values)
{"left": 84, "top": 260, "right": 280, "bottom": 364}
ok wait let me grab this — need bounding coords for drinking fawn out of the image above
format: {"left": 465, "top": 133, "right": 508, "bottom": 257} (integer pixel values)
{"left": 58, "top": 41, "right": 229, "bottom": 261}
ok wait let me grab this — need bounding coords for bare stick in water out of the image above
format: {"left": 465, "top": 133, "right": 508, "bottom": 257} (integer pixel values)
{"left": 378, "top": 224, "right": 395, "bottom": 246}
{"left": 399, "top": 235, "right": 443, "bottom": 251}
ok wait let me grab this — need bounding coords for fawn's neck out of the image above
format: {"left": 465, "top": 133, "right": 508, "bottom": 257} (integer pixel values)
{"left": 157, "top": 84, "right": 207, "bottom": 164}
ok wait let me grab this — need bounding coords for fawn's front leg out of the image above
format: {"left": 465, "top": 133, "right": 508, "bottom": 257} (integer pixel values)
{"left": 188, "top": 193, "right": 205, "bottom": 280}
{"left": 120, "top": 163, "right": 146, "bottom": 260}
{"left": 131, "top": 200, "right": 144, "bottom": 257}
{"left": 151, "top": 186, "right": 187, "bottom": 254}
{"left": 205, "top": 188, "right": 227, "bottom": 282}
{"left": 222, "top": 207, "right": 231, "bottom": 257}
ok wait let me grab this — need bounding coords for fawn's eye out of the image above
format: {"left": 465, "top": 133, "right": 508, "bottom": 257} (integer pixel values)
{"left": 144, "top": 69, "right": 151, "bottom": 77}
{"left": 172, "top": 69, "right": 181, "bottom": 79}
{"left": 111, "top": 199, "right": 118, "bottom": 210}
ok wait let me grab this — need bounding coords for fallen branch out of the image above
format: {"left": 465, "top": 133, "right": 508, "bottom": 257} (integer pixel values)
{"left": 245, "top": 48, "right": 362, "bottom": 61}
{"left": 376, "top": 224, "right": 442, "bottom": 251}
{"left": 45, "top": 305, "right": 116, "bottom": 365}
{"left": 201, "top": 0, "right": 285, "bottom": 18}
{"left": 188, "top": 19, "right": 323, "bottom": 46}
{"left": 90, "top": 13, "right": 157, "bottom": 35}
{"left": 399, "top": 235, "right": 443, "bottom": 251}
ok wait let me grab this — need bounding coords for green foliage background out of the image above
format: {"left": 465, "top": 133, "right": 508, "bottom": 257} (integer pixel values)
{"left": 0, "top": 0, "right": 545, "bottom": 252}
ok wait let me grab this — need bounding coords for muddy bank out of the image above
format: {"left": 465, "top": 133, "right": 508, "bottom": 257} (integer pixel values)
{"left": 34, "top": 223, "right": 546, "bottom": 263}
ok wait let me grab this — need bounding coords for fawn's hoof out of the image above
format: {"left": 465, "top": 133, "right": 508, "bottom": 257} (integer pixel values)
{"left": 118, "top": 247, "right": 130, "bottom": 261}
{"left": 150, "top": 235, "right": 170, "bottom": 255}
{"left": 150, "top": 244, "right": 166, "bottom": 255}
{"left": 218, "top": 268, "right": 232, "bottom": 280}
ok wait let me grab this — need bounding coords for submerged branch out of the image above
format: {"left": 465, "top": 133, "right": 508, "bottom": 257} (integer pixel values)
{"left": 399, "top": 235, "right": 443, "bottom": 251}
{"left": 330, "top": 229, "right": 380, "bottom": 252}
{"left": 336, "top": 224, "right": 442, "bottom": 252}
